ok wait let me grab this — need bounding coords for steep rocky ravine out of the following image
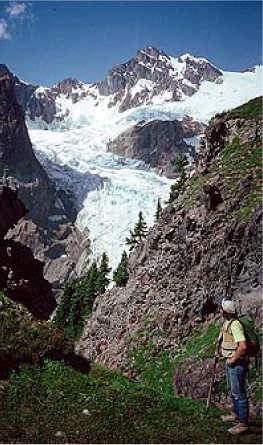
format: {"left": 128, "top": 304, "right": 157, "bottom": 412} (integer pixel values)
{"left": 78, "top": 98, "right": 262, "bottom": 384}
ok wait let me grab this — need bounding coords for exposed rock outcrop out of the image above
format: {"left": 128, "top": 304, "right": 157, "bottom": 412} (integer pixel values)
{"left": 107, "top": 119, "right": 196, "bottom": 177}
{"left": 0, "top": 186, "right": 56, "bottom": 319}
{"left": 0, "top": 65, "right": 87, "bottom": 287}
{"left": 77, "top": 98, "right": 262, "bottom": 381}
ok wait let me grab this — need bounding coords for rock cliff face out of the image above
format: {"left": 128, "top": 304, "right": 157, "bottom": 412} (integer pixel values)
{"left": 107, "top": 118, "right": 197, "bottom": 177}
{"left": 77, "top": 98, "right": 262, "bottom": 378}
{"left": 0, "top": 65, "right": 87, "bottom": 287}
{"left": 0, "top": 186, "right": 56, "bottom": 319}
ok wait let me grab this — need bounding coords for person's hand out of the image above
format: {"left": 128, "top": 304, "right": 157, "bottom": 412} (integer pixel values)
{"left": 226, "top": 357, "right": 235, "bottom": 365}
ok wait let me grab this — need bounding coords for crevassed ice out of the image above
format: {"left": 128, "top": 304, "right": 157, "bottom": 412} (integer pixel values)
{"left": 29, "top": 125, "right": 173, "bottom": 273}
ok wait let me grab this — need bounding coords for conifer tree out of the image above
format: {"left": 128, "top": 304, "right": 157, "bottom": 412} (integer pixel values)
{"left": 168, "top": 155, "right": 189, "bottom": 204}
{"left": 82, "top": 261, "right": 99, "bottom": 315}
{"left": 53, "top": 278, "right": 83, "bottom": 338}
{"left": 125, "top": 228, "right": 139, "bottom": 251}
{"left": 96, "top": 252, "right": 111, "bottom": 294}
{"left": 53, "top": 279, "right": 78, "bottom": 330}
{"left": 134, "top": 211, "right": 148, "bottom": 241}
{"left": 155, "top": 198, "right": 162, "bottom": 221}
{"left": 54, "top": 260, "right": 102, "bottom": 338}
{"left": 126, "top": 211, "right": 148, "bottom": 251}
{"left": 113, "top": 251, "right": 129, "bottom": 286}
{"left": 174, "top": 154, "right": 188, "bottom": 185}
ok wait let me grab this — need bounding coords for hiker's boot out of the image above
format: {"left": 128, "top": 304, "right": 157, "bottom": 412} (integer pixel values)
{"left": 227, "top": 422, "right": 248, "bottom": 435}
{"left": 221, "top": 413, "right": 238, "bottom": 423}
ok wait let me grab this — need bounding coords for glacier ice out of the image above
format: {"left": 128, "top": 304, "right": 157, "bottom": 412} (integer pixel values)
{"left": 29, "top": 126, "right": 173, "bottom": 273}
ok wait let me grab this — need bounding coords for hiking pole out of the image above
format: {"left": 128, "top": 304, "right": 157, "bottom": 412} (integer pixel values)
{"left": 206, "top": 355, "right": 219, "bottom": 412}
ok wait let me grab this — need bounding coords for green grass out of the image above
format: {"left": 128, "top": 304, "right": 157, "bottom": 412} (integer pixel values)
{"left": 180, "top": 135, "right": 262, "bottom": 222}
{"left": 129, "top": 343, "right": 175, "bottom": 397}
{"left": 0, "top": 360, "right": 261, "bottom": 444}
{"left": 211, "top": 97, "right": 262, "bottom": 121}
{"left": 216, "top": 137, "right": 262, "bottom": 221}
{"left": 219, "top": 137, "right": 262, "bottom": 172}
{"left": 176, "top": 323, "right": 220, "bottom": 361}
{"left": 225, "top": 97, "right": 262, "bottom": 120}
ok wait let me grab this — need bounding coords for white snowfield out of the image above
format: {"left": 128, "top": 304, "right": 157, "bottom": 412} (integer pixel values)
{"left": 28, "top": 61, "right": 262, "bottom": 272}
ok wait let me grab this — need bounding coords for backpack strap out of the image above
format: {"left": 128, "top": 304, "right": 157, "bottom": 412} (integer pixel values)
{"left": 226, "top": 320, "right": 234, "bottom": 334}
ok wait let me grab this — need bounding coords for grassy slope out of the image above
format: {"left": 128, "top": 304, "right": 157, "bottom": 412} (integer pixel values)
{"left": 0, "top": 360, "right": 262, "bottom": 444}
{"left": 183, "top": 96, "right": 262, "bottom": 218}
{"left": 223, "top": 96, "right": 262, "bottom": 120}
{"left": 213, "top": 96, "right": 262, "bottom": 121}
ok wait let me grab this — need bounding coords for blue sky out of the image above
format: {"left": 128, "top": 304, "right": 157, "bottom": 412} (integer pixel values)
{"left": 0, "top": 1, "right": 262, "bottom": 86}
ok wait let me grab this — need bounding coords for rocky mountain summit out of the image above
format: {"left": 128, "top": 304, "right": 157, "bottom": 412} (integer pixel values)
{"left": 78, "top": 98, "right": 262, "bottom": 387}
{"left": 0, "top": 185, "right": 56, "bottom": 319}
{"left": 15, "top": 76, "right": 87, "bottom": 124}
{"left": 99, "top": 46, "right": 223, "bottom": 111}
{"left": 0, "top": 65, "right": 87, "bottom": 287}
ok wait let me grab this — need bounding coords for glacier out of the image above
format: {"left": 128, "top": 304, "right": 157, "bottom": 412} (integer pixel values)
{"left": 28, "top": 64, "right": 262, "bottom": 274}
{"left": 30, "top": 127, "right": 173, "bottom": 273}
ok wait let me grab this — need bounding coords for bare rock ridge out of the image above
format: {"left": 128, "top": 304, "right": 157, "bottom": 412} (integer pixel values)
{"left": 0, "top": 64, "right": 87, "bottom": 287}
{"left": 14, "top": 75, "right": 85, "bottom": 124}
{"left": 0, "top": 185, "right": 56, "bottom": 319}
{"left": 77, "top": 98, "right": 262, "bottom": 379}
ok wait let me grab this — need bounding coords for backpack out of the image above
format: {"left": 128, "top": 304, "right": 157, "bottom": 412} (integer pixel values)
{"left": 238, "top": 314, "right": 261, "bottom": 358}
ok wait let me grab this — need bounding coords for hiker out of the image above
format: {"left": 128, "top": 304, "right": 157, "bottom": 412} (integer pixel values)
{"left": 216, "top": 298, "right": 249, "bottom": 436}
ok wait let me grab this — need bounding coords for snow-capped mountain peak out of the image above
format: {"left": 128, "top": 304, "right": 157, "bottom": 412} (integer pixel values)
{"left": 11, "top": 46, "right": 261, "bottom": 135}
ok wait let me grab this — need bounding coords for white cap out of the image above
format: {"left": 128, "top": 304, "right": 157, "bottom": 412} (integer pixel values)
{"left": 221, "top": 298, "right": 236, "bottom": 314}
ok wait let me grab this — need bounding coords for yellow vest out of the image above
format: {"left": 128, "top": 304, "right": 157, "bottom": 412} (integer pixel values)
{"left": 220, "top": 320, "right": 238, "bottom": 358}
{"left": 221, "top": 320, "right": 243, "bottom": 358}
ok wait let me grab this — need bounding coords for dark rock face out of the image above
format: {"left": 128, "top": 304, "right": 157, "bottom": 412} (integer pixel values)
{"left": 0, "top": 185, "right": 27, "bottom": 238}
{"left": 25, "top": 78, "right": 87, "bottom": 124}
{"left": 77, "top": 103, "right": 262, "bottom": 381}
{"left": 180, "top": 116, "right": 204, "bottom": 138}
{"left": 173, "top": 357, "right": 224, "bottom": 400}
{"left": 14, "top": 75, "right": 86, "bottom": 124}
{"left": 13, "top": 76, "right": 38, "bottom": 115}
{"left": 2, "top": 238, "right": 56, "bottom": 319}
{"left": 108, "top": 119, "right": 195, "bottom": 177}
{"left": 172, "top": 338, "right": 262, "bottom": 417}
{"left": 0, "top": 68, "right": 87, "bottom": 288}
{"left": 0, "top": 68, "right": 59, "bottom": 222}
{"left": 0, "top": 186, "right": 56, "bottom": 319}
